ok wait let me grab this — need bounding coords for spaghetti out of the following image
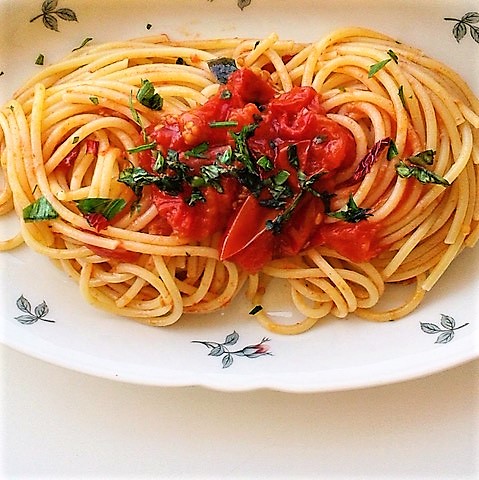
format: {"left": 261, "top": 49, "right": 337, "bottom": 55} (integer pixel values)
{"left": 0, "top": 28, "right": 478, "bottom": 333}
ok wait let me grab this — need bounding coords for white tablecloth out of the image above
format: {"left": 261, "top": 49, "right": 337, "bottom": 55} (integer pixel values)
{"left": 1, "top": 344, "right": 477, "bottom": 479}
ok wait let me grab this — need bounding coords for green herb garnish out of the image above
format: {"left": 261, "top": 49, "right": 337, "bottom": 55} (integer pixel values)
{"left": 368, "top": 50, "right": 398, "bottom": 78}
{"left": 184, "top": 142, "right": 209, "bottom": 158}
{"left": 249, "top": 305, "right": 263, "bottom": 315}
{"left": 23, "top": 196, "right": 58, "bottom": 222}
{"left": 127, "top": 141, "right": 157, "bottom": 154}
{"left": 395, "top": 160, "right": 450, "bottom": 186}
{"left": 387, "top": 139, "right": 399, "bottom": 160}
{"left": 398, "top": 85, "right": 407, "bottom": 108}
{"left": 72, "top": 37, "right": 93, "bottom": 52}
{"left": 35, "top": 54, "right": 45, "bottom": 65}
{"left": 368, "top": 58, "right": 390, "bottom": 78}
{"left": 75, "top": 198, "right": 126, "bottom": 220}
{"left": 208, "top": 120, "right": 238, "bottom": 128}
{"left": 407, "top": 149, "right": 435, "bottom": 166}
{"left": 328, "top": 194, "right": 372, "bottom": 223}
{"left": 136, "top": 79, "right": 163, "bottom": 110}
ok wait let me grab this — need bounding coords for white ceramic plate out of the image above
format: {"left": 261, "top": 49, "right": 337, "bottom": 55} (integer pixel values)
{"left": 1, "top": 0, "right": 478, "bottom": 392}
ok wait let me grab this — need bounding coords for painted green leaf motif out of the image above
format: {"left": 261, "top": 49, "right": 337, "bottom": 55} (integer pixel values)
{"left": 209, "top": 345, "right": 225, "bottom": 356}
{"left": 420, "top": 315, "right": 468, "bottom": 344}
{"left": 31, "top": 1, "right": 78, "bottom": 31}
{"left": 34, "top": 301, "right": 49, "bottom": 318}
{"left": 444, "top": 12, "right": 479, "bottom": 44}
{"left": 436, "top": 331, "right": 454, "bottom": 344}
{"left": 43, "top": 13, "right": 58, "bottom": 31}
{"left": 192, "top": 331, "right": 271, "bottom": 368}
{"left": 440, "top": 314, "right": 455, "bottom": 330}
{"left": 222, "top": 353, "right": 233, "bottom": 368}
{"left": 420, "top": 322, "right": 441, "bottom": 334}
{"left": 42, "top": 0, "right": 58, "bottom": 13}
{"left": 55, "top": 8, "right": 77, "bottom": 21}
{"left": 15, "top": 314, "right": 40, "bottom": 325}
{"left": 224, "top": 331, "right": 239, "bottom": 346}
{"left": 14, "top": 295, "right": 55, "bottom": 324}
{"left": 237, "top": 0, "right": 252, "bottom": 10}
{"left": 16, "top": 295, "right": 32, "bottom": 314}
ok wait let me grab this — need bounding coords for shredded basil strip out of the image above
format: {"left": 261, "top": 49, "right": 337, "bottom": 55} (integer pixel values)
{"left": 75, "top": 198, "right": 126, "bottom": 220}
{"left": 398, "top": 85, "right": 407, "bottom": 108}
{"left": 395, "top": 161, "right": 450, "bottom": 186}
{"left": 328, "top": 194, "right": 372, "bottom": 223}
{"left": 23, "top": 196, "right": 58, "bottom": 222}
{"left": 127, "top": 141, "right": 157, "bottom": 154}
{"left": 72, "top": 37, "right": 93, "bottom": 52}
{"left": 208, "top": 120, "right": 238, "bottom": 128}
{"left": 368, "top": 58, "right": 390, "bottom": 78}
{"left": 408, "top": 149, "right": 435, "bottom": 166}
{"left": 387, "top": 49, "right": 399, "bottom": 63}
{"left": 184, "top": 142, "right": 209, "bottom": 158}
{"left": 387, "top": 139, "right": 399, "bottom": 160}
{"left": 249, "top": 305, "right": 264, "bottom": 315}
{"left": 136, "top": 79, "right": 163, "bottom": 110}
{"left": 35, "top": 54, "right": 45, "bottom": 66}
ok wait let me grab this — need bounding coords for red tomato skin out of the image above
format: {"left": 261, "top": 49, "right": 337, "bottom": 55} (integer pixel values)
{"left": 227, "top": 230, "right": 275, "bottom": 274}
{"left": 145, "top": 67, "right": 370, "bottom": 271}
{"left": 151, "top": 177, "right": 239, "bottom": 241}
{"left": 310, "top": 220, "right": 382, "bottom": 263}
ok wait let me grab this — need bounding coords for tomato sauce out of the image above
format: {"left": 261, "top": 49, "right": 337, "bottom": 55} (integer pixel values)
{"left": 145, "top": 68, "right": 381, "bottom": 271}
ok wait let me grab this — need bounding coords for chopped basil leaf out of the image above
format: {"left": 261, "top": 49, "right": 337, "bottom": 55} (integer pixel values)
{"left": 387, "top": 139, "right": 399, "bottom": 160}
{"left": 273, "top": 170, "right": 290, "bottom": 186}
{"left": 118, "top": 166, "right": 184, "bottom": 198}
{"left": 72, "top": 136, "right": 80, "bottom": 145}
{"left": 129, "top": 92, "right": 143, "bottom": 127}
{"left": 176, "top": 57, "right": 185, "bottom": 65}
{"left": 328, "top": 194, "right": 372, "bottom": 223}
{"left": 218, "top": 146, "right": 233, "bottom": 164}
{"left": 387, "top": 49, "right": 399, "bottom": 63}
{"left": 72, "top": 37, "right": 93, "bottom": 52}
{"left": 127, "top": 141, "right": 157, "bottom": 154}
{"left": 368, "top": 58, "right": 390, "bottom": 78}
{"left": 89, "top": 96, "right": 99, "bottom": 105}
{"left": 297, "top": 170, "right": 327, "bottom": 197}
{"left": 230, "top": 122, "right": 259, "bottom": 174}
{"left": 207, "top": 57, "right": 238, "bottom": 84}
{"left": 23, "top": 196, "right": 58, "bottom": 222}
{"left": 249, "top": 305, "right": 263, "bottom": 315}
{"left": 287, "top": 144, "right": 299, "bottom": 169}
{"left": 407, "top": 149, "right": 435, "bottom": 166}
{"left": 208, "top": 120, "right": 238, "bottom": 128}
{"left": 398, "top": 85, "right": 407, "bottom": 108}
{"left": 184, "top": 142, "right": 209, "bottom": 158}
{"left": 265, "top": 193, "right": 303, "bottom": 234}
{"left": 75, "top": 198, "right": 126, "bottom": 220}
{"left": 136, "top": 79, "right": 163, "bottom": 110}
{"left": 186, "top": 189, "right": 206, "bottom": 206}
{"left": 35, "top": 54, "right": 45, "bottom": 66}
{"left": 153, "top": 151, "right": 165, "bottom": 172}
{"left": 257, "top": 155, "right": 272, "bottom": 171}
{"left": 199, "top": 163, "right": 227, "bottom": 192}
{"left": 395, "top": 160, "right": 450, "bottom": 186}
